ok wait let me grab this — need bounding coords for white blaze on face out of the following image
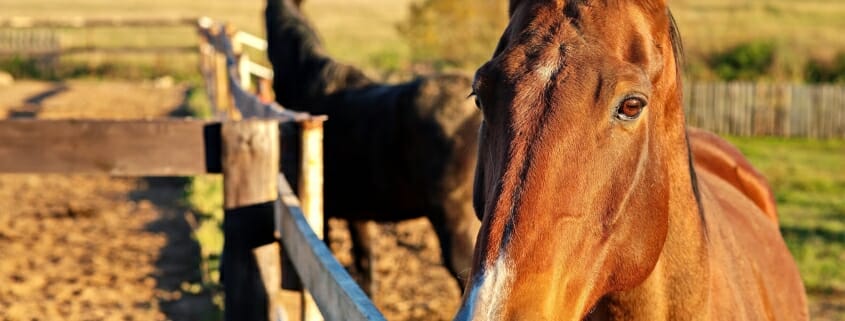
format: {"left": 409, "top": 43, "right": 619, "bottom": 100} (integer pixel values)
{"left": 455, "top": 256, "right": 514, "bottom": 321}
{"left": 536, "top": 64, "right": 557, "bottom": 82}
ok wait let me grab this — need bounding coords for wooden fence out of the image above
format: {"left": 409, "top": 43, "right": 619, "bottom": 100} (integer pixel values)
{"left": 192, "top": 17, "right": 388, "bottom": 321}
{"left": 0, "top": 29, "right": 60, "bottom": 56}
{"left": 194, "top": 18, "right": 389, "bottom": 321}
{"left": 684, "top": 81, "right": 845, "bottom": 138}
{"left": 0, "top": 16, "right": 387, "bottom": 321}
{"left": 0, "top": 16, "right": 198, "bottom": 59}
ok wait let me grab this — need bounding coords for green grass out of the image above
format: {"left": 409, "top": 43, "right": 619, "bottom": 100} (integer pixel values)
{"left": 726, "top": 136, "right": 845, "bottom": 294}
{"left": 184, "top": 174, "right": 224, "bottom": 288}
{"left": 181, "top": 84, "right": 225, "bottom": 319}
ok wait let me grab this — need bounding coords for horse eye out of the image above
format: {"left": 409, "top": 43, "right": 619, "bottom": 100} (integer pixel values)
{"left": 469, "top": 92, "right": 482, "bottom": 109}
{"left": 616, "top": 97, "right": 647, "bottom": 121}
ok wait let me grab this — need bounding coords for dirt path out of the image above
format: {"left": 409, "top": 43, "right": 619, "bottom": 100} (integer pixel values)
{"left": 0, "top": 80, "right": 214, "bottom": 321}
{"left": 327, "top": 218, "right": 462, "bottom": 321}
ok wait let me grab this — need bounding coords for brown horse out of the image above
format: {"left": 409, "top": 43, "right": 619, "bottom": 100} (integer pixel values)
{"left": 456, "top": 0, "right": 808, "bottom": 320}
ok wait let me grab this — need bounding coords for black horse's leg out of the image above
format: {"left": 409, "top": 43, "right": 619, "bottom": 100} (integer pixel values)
{"left": 427, "top": 205, "right": 477, "bottom": 293}
{"left": 347, "top": 220, "right": 377, "bottom": 295}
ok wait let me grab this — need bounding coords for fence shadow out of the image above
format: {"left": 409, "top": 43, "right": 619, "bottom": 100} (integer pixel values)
{"left": 130, "top": 177, "right": 220, "bottom": 321}
{"left": 8, "top": 82, "right": 68, "bottom": 118}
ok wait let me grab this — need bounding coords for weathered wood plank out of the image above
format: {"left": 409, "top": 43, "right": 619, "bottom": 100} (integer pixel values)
{"left": 60, "top": 46, "right": 198, "bottom": 55}
{"left": 222, "top": 120, "right": 279, "bottom": 209}
{"left": 277, "top": 175, "right": 387, "bottom": 321}
{"left": 0, "top": 119, "right": 221, "bottom": 175}
{"left": 0, "top": 16, "right": 198, "bottom": 28}
{"left": 221, "top": 120, "right": 281, "bottom": 321}
{"left": 213, "top": 25, "right": 235, "bottom": 119}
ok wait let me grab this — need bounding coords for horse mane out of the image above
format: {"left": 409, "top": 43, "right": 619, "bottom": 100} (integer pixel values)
{"left": 668, "top": 9, "right": 708, "bottom": 233}
{"left": 668, "top": 10, "right": 684, "bottom": 81}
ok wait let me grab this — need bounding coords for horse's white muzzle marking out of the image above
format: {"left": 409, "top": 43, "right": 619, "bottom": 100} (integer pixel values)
{"left": 453, "top": 256, "right": 513, "bottom": 321}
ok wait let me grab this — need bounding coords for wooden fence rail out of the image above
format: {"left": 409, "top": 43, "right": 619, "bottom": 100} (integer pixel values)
{"left": 278, "top": 176, "right": 387, "bottom": 321}
{"left": 0, "top": 16, "right": 198, "bottom": 29}
{"left": 196, "top": 17, "right": 386, "bottom": 321}
{"left": 684, "top": 81, "right": 845, "bottom": 138}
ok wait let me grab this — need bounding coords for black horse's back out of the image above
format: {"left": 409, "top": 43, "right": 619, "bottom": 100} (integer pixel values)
{"left": 265, "top": 0, "right": 481, "bottom": 288}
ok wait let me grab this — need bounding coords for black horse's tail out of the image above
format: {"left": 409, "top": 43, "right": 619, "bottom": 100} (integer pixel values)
{"left": 265, "top": 0, "right": 373, "bottom": 110}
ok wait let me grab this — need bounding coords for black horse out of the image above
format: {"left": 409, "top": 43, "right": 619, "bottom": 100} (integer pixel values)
{"left": 266, "top": 0, "right": 482, "bottom": 292}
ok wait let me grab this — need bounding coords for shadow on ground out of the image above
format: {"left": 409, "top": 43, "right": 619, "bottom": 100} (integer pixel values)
{"left": 131, "top": 177, "right": 220, "bottom": 321}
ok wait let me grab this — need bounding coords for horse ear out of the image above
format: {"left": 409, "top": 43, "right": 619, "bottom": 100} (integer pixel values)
{"left": 293, "top": 0, "right": 303, "bottom": 8}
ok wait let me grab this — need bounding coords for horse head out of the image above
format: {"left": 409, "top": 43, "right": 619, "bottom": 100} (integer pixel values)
{"left": 457, "top": 0, "right": 691, "bottom": 319}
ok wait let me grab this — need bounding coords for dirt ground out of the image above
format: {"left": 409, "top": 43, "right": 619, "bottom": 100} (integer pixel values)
{"left": 0, "top": 80, "right": 215, "bottom": 321}
{"left": 0, "top": 80, "right": 839, "bottom": 321}
{"left": 327, "top": 218, "right": 462, "bottom": 321}
{"left": 0, "top": 79, "right": 462, "bottom": 321}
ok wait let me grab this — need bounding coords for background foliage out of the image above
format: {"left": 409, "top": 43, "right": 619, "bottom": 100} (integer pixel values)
{"left": 397, "top": 0, "right": 507, "bottom": 71}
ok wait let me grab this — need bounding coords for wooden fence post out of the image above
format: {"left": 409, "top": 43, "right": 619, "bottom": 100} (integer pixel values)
{"left": 299, "top": 118, "right": 326, "bottom": 321}
{"left": 222, "top": 120, "right": 281, "bottom": 321}
{"left": 211, "top": 26, "right": 236, "bottom": 119}
{"left": 257, "top": 77, "right": 275, "bottom": 104}
{"left": 196, "top": 18, "right": 216, "bottom": 116}
{"left": 239, "top": 54, "right": 253, "bottom": 92}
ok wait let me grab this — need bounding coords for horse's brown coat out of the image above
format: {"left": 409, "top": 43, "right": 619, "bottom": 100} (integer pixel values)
{"left": 457, "top": 1, "right": 808, "bottom": 320}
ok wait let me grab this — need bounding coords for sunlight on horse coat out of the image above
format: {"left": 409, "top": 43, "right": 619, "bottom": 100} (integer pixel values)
{"left": 457, "top": 0, "right": 808, "bottom": 320}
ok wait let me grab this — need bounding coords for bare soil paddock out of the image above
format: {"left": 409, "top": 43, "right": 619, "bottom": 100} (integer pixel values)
{"left": 0, "top": 80, "right": 463, "bottom": 321}
{"left": 0, "top": 80, "right": 215, "bottom": 321}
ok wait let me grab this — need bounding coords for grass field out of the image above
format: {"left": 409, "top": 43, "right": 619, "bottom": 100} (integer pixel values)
{"left": 6, "top": 0, "right": 845, "bottom": 78}
{"left": 2, "top": 0, "right": 411, "bottom": 77}
{"left": 727, "top": 137, "right": 845, "bottom": 295}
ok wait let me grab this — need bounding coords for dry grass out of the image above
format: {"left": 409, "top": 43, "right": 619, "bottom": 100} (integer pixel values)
{"left": 2, "top": 0, "right": 413, "bottom": 76}
{"left": 671, "top": 0, "right": 845, "bottom": 80}
{"left": 7, "top": 0, "right": 845, "bottom": 76}
{"left": 672, "top": 0, "right": 845, "bottom": 58}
